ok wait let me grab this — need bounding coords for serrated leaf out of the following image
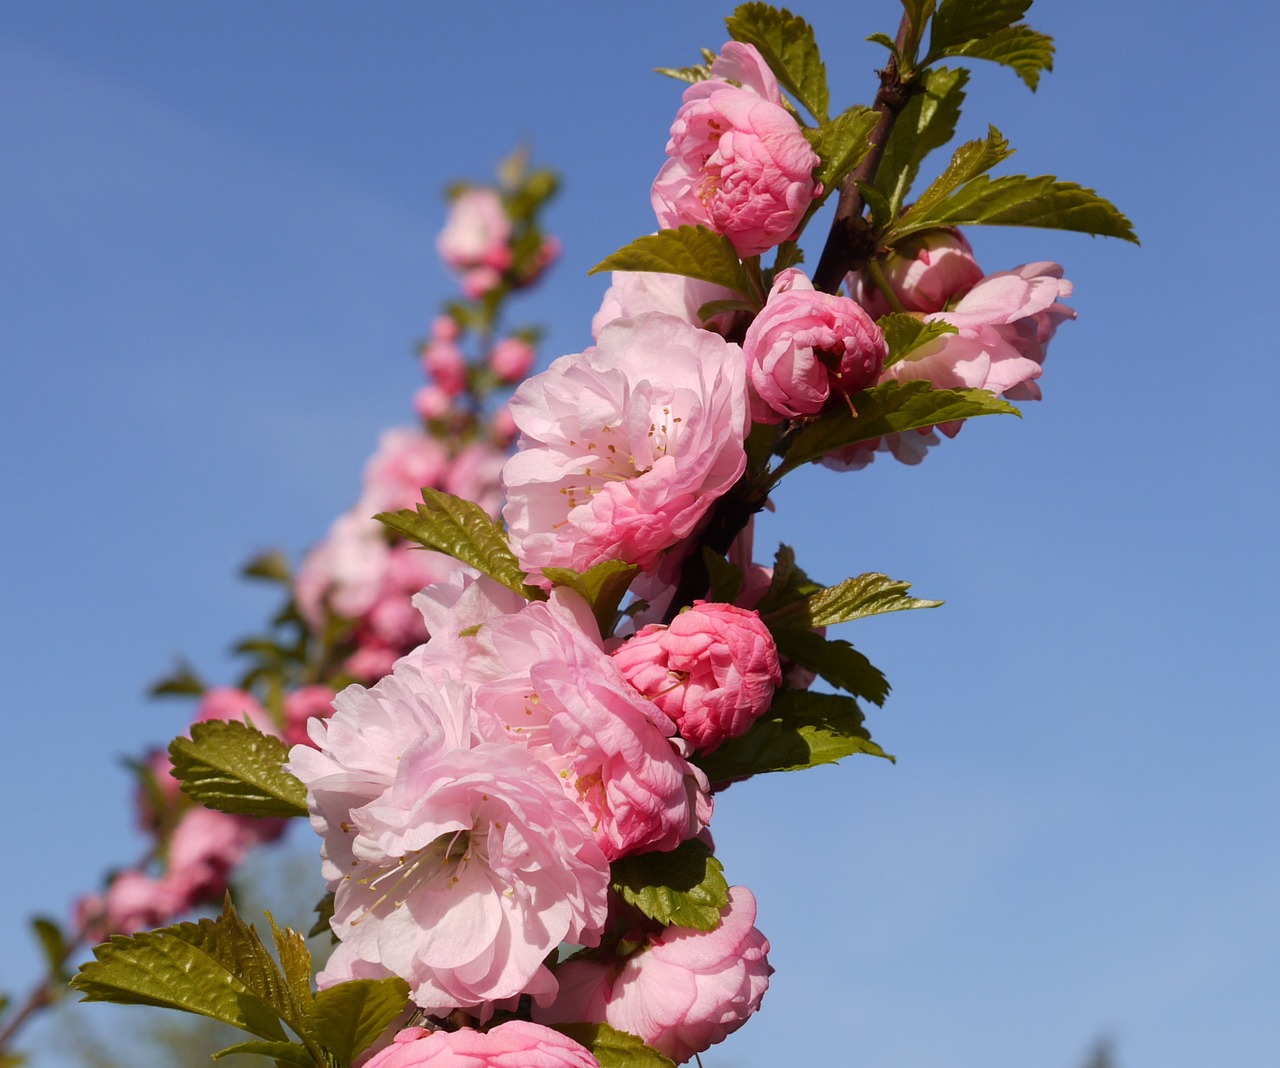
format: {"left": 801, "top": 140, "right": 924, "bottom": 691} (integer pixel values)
{"left": 893, "top": 172, "right": 1139, "bottom": 243}
{"left": 857, "top": 179, "right": 895, "bottom": 232}
{"left": 557, "top": 1023, "right": 677, "bottom": 1068}
{"left": 610, "top": 840, "right": 730, "bottom": 931}
{"left": 876, "top": 66, "right": 969, "bottom": 217}
{"left": 654, "top": 62, "right": 713, "bottom": 85}
{"left": 774, "top": 380, "right": 1019, "bottom": 477}
{"left": 305, "top": 978, "right": 411, "bottom": 1068}
{"left": 753, "top": 544, "right": 822, "bottom": 616}
{"left": 266, "top": 914, "right": 313, "bottom": 1018}
{"left": 71, "top": 906, "right": 289, "bottom": 1041}
{"left": 695, "top": 689, "right": 893, "bottom": 784}
{"left": 148, "top": 658, "right": 206, "bottom": 698}
{"left": 725, "top": 3, "right": 829, "bottom": 122}
{"left": 703, "top": 548, "right": 744, "bottom": 604}
{"left": 768, "top": 572, "right": 941, "bottom": 630}
{"left": 376, "top": 488, "right": 538, "bottom": 599}
{"left": 879, "top": 313, "right": 958, "bottom": 367}
{"left": 541, "top": 561, "right": 639, "bottom": 637}
{"left": 807, "top": 105, "right": 878, "bottom": 198}
{"left": 31, "top": 917, "right": 68, "bottom": 983}
{"left": 910, "top": 125, "right": 1014, "bottom": 218}
{"left": 590, "top": 227, "right": 755, "bottom": 300}
{"left": 866, "top": 31, "right": 900, "bottom": 55}
{"left": 169, "top": 720, "right": 309, "bottom": 819}
{"left": 772, "top": 630, "right": 890, "bottom": 705}
{"left": 940, "top": 23, "right": 1054, "bottom": 89}
{"left": 930, "top": 0, "right": 1032, "bottom": 54}
{"left": 213, "top": 1041, "right": 315, "bottom": 1067}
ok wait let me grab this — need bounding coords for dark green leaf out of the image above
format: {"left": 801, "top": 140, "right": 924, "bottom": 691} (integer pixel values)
{"left": 148, "top": 658, "right": 206, "bottom": 698}
{"left": 774, "top": 380, "right": 1020, "bottom": 477}
{"left": 752, "top": 544, "right": 822, "bottom": 616}
{"left": 725, "top": 3, "right": 829, "bottom": 121}
{"left": 308, "top": 892, "right": 336, "bottom": 941}
{"left": 857, "top": 179, "right": 895, "bottom": 232}
{"left": 772, "top": 630, "right": 890, "bottom": 705}
{"left": 241, "top": 550, "right": 292, "bottom": 585}
{"left": 31, "top": 917, "right": 68, "bottom": 983}
{"left": 702, "top": 548, "right": 744, "bottom": 604}
{"left": 893, "top": 172, "right": 1139, "bottom": 243}
{"left": 910, "top": 125, "right": 1014, "bottom": 218}
{"left": 556, "top": 1023, "right": 677, "bottom": 1068}
{"left": 213, "top": 1041, "right": 314, "bottom": 1067}
{"left": 376, "top": 488, "right": 539, "bottom": 599}
{"left": 169, "top": 720, "right": 309, "bottom": 820}
{"left": 876, "top": 66, "right": 969, "bottom": 216}
{"left": 71, "top": 904, "right": 289, "bottom": 1042}
{"left": 930, "top": 0, "right": 1031, "bottom": 54}
{"left": 610, "top": 840, "right": 730, "bottom": 931}
{"left": 696, "top": 689, "right": 893, "bottom": 784}
{"left": 590, "top": 227, "right": 756, "bottom": 300}
{"left": 808, "top": 105, "right": 878, "bottom": 198}
{"left": 306, "top": 978, "right": 411, "bottom": 1068}
{"left": 879, "top": 313, "right": 958, "bottom": 367}
{"left": 696, "top": 298, "right": 757, "bottom": 322}
{"left": 540, "top": 560, "right": 639, "bottom": 637}
{"left": 939, "top": 23, "right": 1054, "bottom": 89}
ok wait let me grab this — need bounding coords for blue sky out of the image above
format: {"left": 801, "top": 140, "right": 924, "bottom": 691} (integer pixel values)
{"left": 2, "top": 2, "right": 1277, "bottom": 1066}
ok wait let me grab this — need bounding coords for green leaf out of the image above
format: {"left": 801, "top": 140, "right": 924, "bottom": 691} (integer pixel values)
{"left": 71, "top": 905, "right": 290, "bottom": 1042}
{"left": 696, "top": 298, "right": 757, "bottom": 322}
{"left": 305, "top": 978, "right": 411, "bottom": 1068}
{"left": 939, "top": 23, "right": 1054, "bottom": 89}
{"left": 540, "top": 560, "right": 639, "bottom": 637}
{"left": 376, "top": 488, "right": 539, "bottom": 599}
{"left": 266, "top": 914, "right": 313, "bottom": 1017}
{"left": 655, "top": 47, "right": 718, "bottom": 85}
{"left": 930, "top": 0, "right": 1032, "bottom": 54}
{"left": 909, "top": 125, "right": 1014, "bottom": 218}
{"left": 768, "top": 572, "right": 941, "bottom": 630}
{"left": 610, "top": 839, "right": 730, "bottom": 932}
{"left": 31, "top": 917, "right": 68, "bottom": 983}
{"left": 725, "top": 3, "right": 829, "bottom": 122}
{"left": 771, "top": 630, "right": 890, "bottom": 705}
{"left": 308, "top": 892, "right": 336, "bottom": 941}
{"left": 856, "top": 179, "right": 895, "bottom": 232}
{"left": 148, "top": 657, "right": 206, "bottom": 698}
{"left": 879, "top": 313, "right": 958, "bottom": 367}
{"left": 774, "top": 380, "right": 1020, "bottom": 477}
{"left": 893, "top": 172, "right": 1139, "bottom": 243}
{"left": 169, "top": 720, "right": 309, "bottom": 819}
{"left": 876, "top": 66, "right": 969, "bottom": 217}
{"left": 866, "top": 31, "right": 900, "bottom": 56}
{"left": 752, "top": 544, "right": 822, "bottom": 616}
{"left": 702, "top": 548, "right": 744, "bottom": 604}
{"left": 589, "top": 227, "right": 756, "bottom": 301}
{"left": 807, "top": 105, "right": 878, "bottom": 197}
{"left": 213, "top": 1041, "right": 315, "bottom": 1067}
{"left": 695, "top": 689, "right": 893, "bottom": 784}
{"left": 241, "top": 549, "right": 292, "bottom": 584}
{"left": 557, "top": 1023, "right": 678, "bottom": 1068}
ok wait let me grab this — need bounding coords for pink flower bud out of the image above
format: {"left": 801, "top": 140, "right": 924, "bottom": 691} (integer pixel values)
{"left": 436, "top": 188, "right": 513, "bottom": 274}
{"left": 489, "top": 337, "right": 535, "bottom": 383}
{"left": 848, "top": 229, "right": 984, "bottom": 318}
{"left": 361, "top": 1022, "right": 598, "bottom": 1068}
{"left": 414, "top": 384, "right": 451, "bottom": 421}
{"left": 612, "top": 601, "right": 781, "bottom": 753}
{"left": 194, "top": 686, "right": 278, "bottom": 737}
{"left": 421, "top": 338, "right": 468, "bottom": 397}
{"left": 489, "top": 405, "right": 518, "bottom": 447}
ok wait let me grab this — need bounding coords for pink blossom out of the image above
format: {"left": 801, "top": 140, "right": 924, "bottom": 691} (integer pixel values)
{"left": 445, "top": 442, "right": 508, "bottom": 519}
{"left": 612, "top": 602, "right": 781, "bottom": 753}
{"left": 283, "top": 685, "right": 336, "bottom": 749}
{"left": 536, "top": 886, "right": 772, "bottom": 1064}
{"left": 489, "top": 405, "right": 518, "bottom": 448}
{"left": 75, "top": 871, "right": 186, "bottom": 940}
{"left": 362, "top": 428, "right": 451, "bottom": 514}
{"left": 743, "top": 269, "right": 887, "bottom": 423}
{"left": 194, "top": 686, "right": 277, "bottom": 737}
{"left": 502, "top": 313, "right": 748, "bottom": 577}
{"left": 591, "top": 270, "right": 742, "bottom": 340}
{"left": 652, "top": 42, "right": 820, "bottom": 258}
{"left": 422, "top": 339, "right": 468, "bottom": 397}
{"left": 414, "top": 385, "right": 452, "bottom": 421}
{"left": 290, "top": 666, "right": 609, "bottom": 1015}
{"left": 489, "top": 337, "right": 536, "bottom": 383}
{"left": 165, "top": 806, "right": 284, "bottom": 904}
{"left": 848, "top": 230, "right": 984, "bottom": 318}
{"left": 437, "top": 189, "right": 513, "bottom": 276}
{"left": 362, "top": 1022, "right": 598, "bottom": 1068}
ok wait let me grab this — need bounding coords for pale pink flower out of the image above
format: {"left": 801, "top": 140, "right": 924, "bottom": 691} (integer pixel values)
{"left": 75, "top": 870, "right": 186, "bottom": 940}
{"left": 489, "top": 337, "right": 536, "bottom": 383}
{"left": 362, "top": 428, "right": 451, "bottom": 514}
{"left": 503, "top": 313, "right": 748, "bottom": 577}
{"left": 743, "top": 268, "right": 887, "bottom": 423}
{"left": 612, "top": 602, "right": 781, "bottom": 753}
{"left": 362, "top": 1022, "right": 598, "bottom": 1068}
{"left": 422, "top": 338, "right": 468, "bottom": 397}
{"left": 165, "top": 806, "right": 284, "bottom": 904}
{"left": 536, "top": 886, "right": 772, "bottom": 1064}
{"left": 283, "top": 685, "right": 336, "bottom": 749}
{"left": 437, "top": 189, "right": 513, "bottom": 275}
{"left": 414, "top": 384, "right": 452, "bottom": 421}
{"left": 652, "top": 42, "right": 820, "bottom": 258}
{"left": 848, "top": 230, "right": 984, "bottom": 318}
{"left": 591, "top": 270, "right": 741, "bottom": 340}
{"left": 444, "top": 441, "right": 507, "bottom": 519}
{"left": 194, "top": 686, "right": 277, "bottom": 737}
{"left": 489, "top": 405, "right": 518, "bottom": 448}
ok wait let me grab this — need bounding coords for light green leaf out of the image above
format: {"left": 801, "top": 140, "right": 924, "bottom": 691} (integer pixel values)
{"left": 169, "top": 720, "right": 309, "bottom": 820}
{"left": 808, "top": 105, "right": 878, "bottom": 198}
{"left": 725, "top": 3, "right": 829, "bottom": 121}
{"left": 695, "top": 689, "right": 893, "bottom": 784}
{"left": 893, "top": 172, "right": 1139, "bottom": 242}
{"left": 774, "top": 380, "right": 1020, "bottom": 477}
{"left": 540, "top": 560, "right": 639, "bottom": 637}
{"left": 148, "top": 657, "right": 206, "bottom": 698}
{"left": 376, "top": 488, "right": 539, "bottom": 599}
{"left": 32, "top": 917, "right": 68, "bottom": 983}
{"left": 865, "top": 31, "right": 900, "bottom": 56}
{"left": 241, "top": 549, "right": 292, "bottom": 585}
{"left": 910, "top": 125, "right": 1014, "bottom": 218}
{"left": 879, "top": 313, "right": 958, "bottom": 367}
{"left": 213, "top": 1041, "right": 315, "bottom": 1067}
{"left": 71, "top": 908, "right": 289, "bottom": 1041}
{"left": 930, "top": 0, "right": 1032, "bottom": 54}
{"left": 266, "top": 914, "right": 313, "bottom": 1018}
{"left": 305, "top": 978, "right": 411, "bottom": 1068}
{"left": 610, "top": 840, "right": 730, "bottom": 932}
{"left": 557, "top": 1023, "right": 678, "bottom": 1068}
{"left": 768, "top": 572, "right": 941, "bottom": 629}
{"left": 876, "top": 66, "right": 969, "bottom": 217}
{"left": 940, "top": 23, "right": 1054, "bottom": 89}
{"left": 857, "top": 179, "right": 895, "bottom": 232}
{"left": 653, "top": 59, "right": 714, "bottom": 85}
{"left": 771, "top": 630, "right": 890, "bottom": 705}
{"left": 589, "top": 227, "right": 756, "bottom": 300}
